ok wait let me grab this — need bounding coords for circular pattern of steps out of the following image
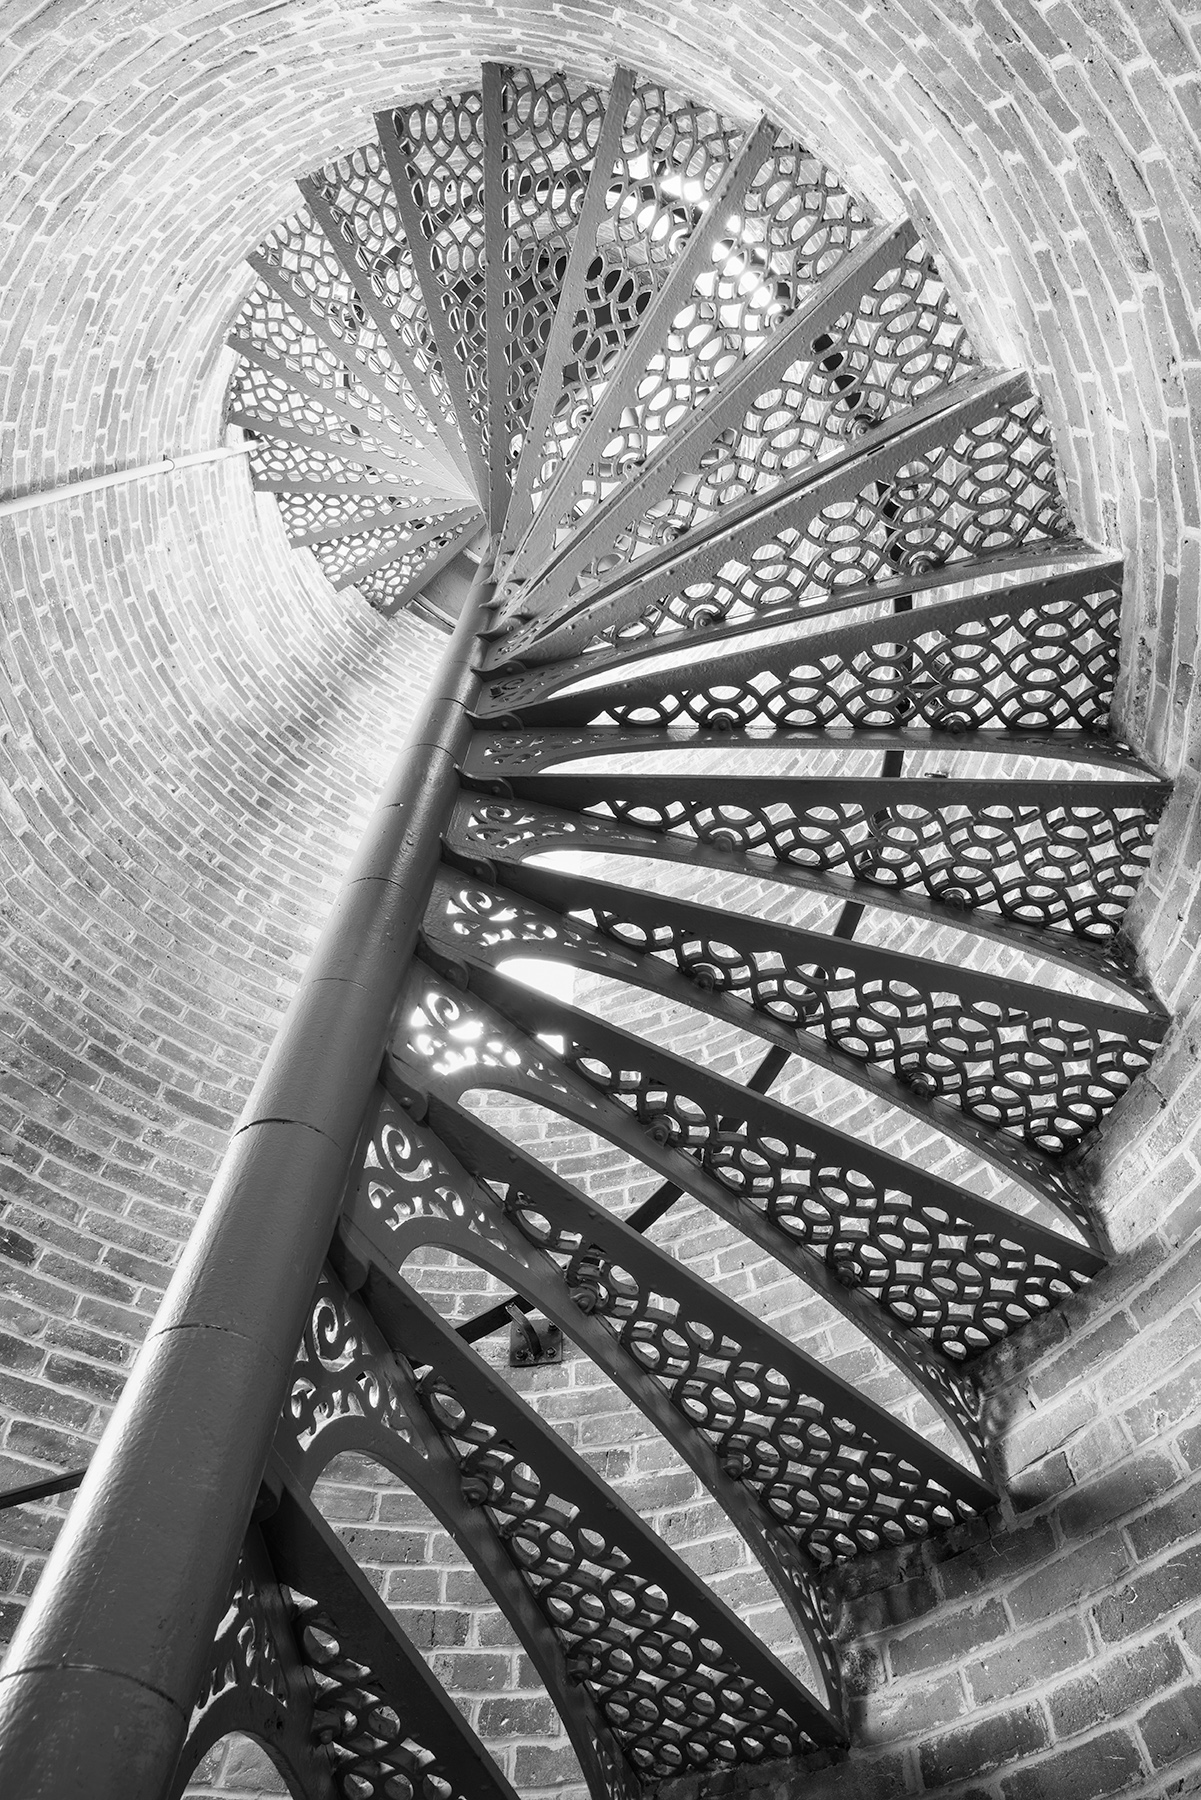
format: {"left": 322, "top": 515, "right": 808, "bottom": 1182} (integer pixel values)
{"left": 199, "top": 59, "right": 1170, "bottom": 1800}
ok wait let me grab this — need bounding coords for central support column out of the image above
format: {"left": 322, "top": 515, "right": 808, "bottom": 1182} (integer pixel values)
{"left": 0, "top": 554, "right": 496, "bottom": 1800}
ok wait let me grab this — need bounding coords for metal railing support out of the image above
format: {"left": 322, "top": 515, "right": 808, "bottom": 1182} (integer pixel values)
{"left": 0, "top": 553, "right": 497, "bottom": 1799}
{"left": 0, "top": 444, "right": 253, "bottom": 520}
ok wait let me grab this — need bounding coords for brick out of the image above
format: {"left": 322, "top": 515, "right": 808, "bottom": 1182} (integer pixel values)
{"left": 1128, "top": 1361, "right": 1201, "bottom": 1442}
{"left": 919, "top": 1701, "right": 1049, "bottom": 1787}
{"left": 4, "top": 1421, "right": 92, "bottom": 1466}
{"left": 428, "top": 1653, "right": 512, "bottom": 1694}
{"left": 444, "top": 1568, "right": 491, "bottom": 1606}
{"left": 479, "top": 1611, "right": 524, "bottom": 1648}
{"left": 1049, "top": 1634, "right": 1187, "bottom": 1737}
{"left": 0, "top": 1228, "right": 38, "bottom": 1268}
{"left": 857, "top": 1671, "right": 967, "bottom": 1744}
{"left": 1057, "top": 1452, "right": 1180, "bottom": 1539}
{"left": 335, "top": 1528, "right": 430, "bottom": 1567}
{"left": 1000, "top": 1728, "right": 1146, "bottom": 1800}
{"left": 477, "top": 1696, "right": 559, "bottom": 1737}
{"left": 1140, "top": 1683, "right": 1201, "bottom": 1770}
{"left": 853, "top": 1573, "right": 939, "bottom": 1634}
{"left": 390, "top": 1607, "right": 468, "bottom": 1650}
{"left": 310, "top": 1482, "right": 375, "bottom": 1525}
{"left": 890, "top": 1599, "right": 1010, "bottom": 1678}
{"left": 1011, "top": 1533, "right": 1133, "bottom": 1626}
{"left": 935, "top": 1518, "right": 1057, "bottom": 1604}
{"left": 1095, "top": 1544, "right": 1201, "bottom": 1642}
{"left": 1029, "top": 1311, "right": 1137, "bottom": 1402}
{"left": 1130, "top": 1231, "right": 1201, "bottom": 1332}
{"left": 513, "top": 1744, "right": 584, "bottom": 1786}
{"left": 1008, "top": 1449, "right": 1074, "bottom": 1512}
{"left": 383, "top": 1566, "right": 440, "bottom": 1606}
{"left": 0, "top": 1373, "right": 91, "bottom": 1431}
{"left": 967, "top": 1618, "right": 1090, "bottom": 1706}
{"left": 1127, "top": 1478, "right": 1201, "bottom": 1560}
{"left": 0, "top": 1331, "right": 44, "bottom": 1376}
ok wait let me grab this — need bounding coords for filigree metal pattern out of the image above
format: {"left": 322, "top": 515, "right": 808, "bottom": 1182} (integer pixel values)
{"left": 233, "top": 277, "right": 429, "bottom": 451}
{"left": 516, "top": 778, "right": 1159, "bottom": 942}
{"left": 586, "top": 396, "right": 1069, "bottom": 650}
{"left": 427, "top": 871, "right": 1162, "bottom": 1154}
{"left": 573, "top": 913, "right": 1154, "bottom": 1155}
{"left": 273, "top": 487, "right": 458, "bottom": 541}
{"left": 359, "top": 1094, "right": 515, "bottom": 1258}
{"left": 301, "top": 147, "right": 461, "bottom": 441}
{"left": 417, "top": 1366, "right": 814, "bottom": 1778}
{"left": 424, "top": 861, "right": 1128, "bottom": 1225}
{"left": 214, "top": 59, "right": 1173, "bottom": 1800}
{"left": 352, "top": 1098, "right": 873, "bottom": 1702}
{"left": 537, "top": 135, "right": 873, "bottom": 553}
{"left": 245, "top": 434, "right": 405, "bottom": 492}
{"left": 498, "top": 1184, "right": 972, "bottom": 1563}
{"left": 173, "top": 1527, "right": 328, "bottom": 1800}
{"left": 540, "top": 570, "right": 1122, "bottom": 732}
{"left": 192, "top": 1550, "right": 290, "bottom": 1725}
{"left": 514, "top": 80, "right": 748, "bottom": 525}
{"left": 287, "top": 1271, "right": 415, "bottom": 1464}
{"left": 228, "top": 342, "right": 431, "bottom": 480}
{"left": 555, "top": 238, "right": 979, "bottom": 596}
{"left": 535, "top": 1020, "right": 1088, "bottom": 1359}
{"left": 291, "top": 1594, "right": 468, "bottom": 1800}
{"left": 488, "top": 374, "right": 1053, "bottom": 661}
{"left": 308, "top": 514, "right": 468, "bottom": 590}
{"left": 251, "top": 200, "right": 456, "bottom": 457}
{"left": 498, "top": 69, "right": 608, "bottom": 471}
{"left": 390, "top": 88, "right": 490, "bottom": 455}
{"left": 396, "top": 976, "right": 990, "bottom": 1452}
{"left": 398, "top": 976, "right": 1096, "bottom": 1361}
{"left": 447, "top": 794, "right": 1160, "bottom": 1016}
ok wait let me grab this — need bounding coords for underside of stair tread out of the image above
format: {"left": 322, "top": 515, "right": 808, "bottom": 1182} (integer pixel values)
{"left": 200, "top": 57, "right": 1170, "bottom": 1800}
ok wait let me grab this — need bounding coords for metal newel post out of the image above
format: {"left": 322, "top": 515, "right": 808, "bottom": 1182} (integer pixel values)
{"left": 0, "top": 554, "right": 497, "bottom": 1799}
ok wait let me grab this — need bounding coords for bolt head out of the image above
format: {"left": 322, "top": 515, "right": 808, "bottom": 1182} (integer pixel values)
{"left": 830, "top": 1252, "right": 861, "bottom": 1289}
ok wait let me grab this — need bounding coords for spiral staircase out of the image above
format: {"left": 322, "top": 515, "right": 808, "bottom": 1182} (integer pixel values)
{"left": 50, "top": 61, "right": 1176, "bottom": 1800}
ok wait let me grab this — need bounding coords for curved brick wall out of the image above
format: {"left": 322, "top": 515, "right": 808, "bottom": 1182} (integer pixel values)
{"left": 2, "top": 3, "right": 1200, "bottom": 1797}
{"left": 0, "top": 458, "right": 445, "bottom": 1566}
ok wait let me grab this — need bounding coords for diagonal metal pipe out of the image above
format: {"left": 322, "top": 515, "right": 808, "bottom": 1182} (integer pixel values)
{"left": 0, "top": 443, "right": 253, "bottom": 519}
{"left": 0, "top": 552, "right": 497, "bottom": 1800}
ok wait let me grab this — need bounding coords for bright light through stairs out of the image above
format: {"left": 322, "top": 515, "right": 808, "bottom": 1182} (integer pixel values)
{"left": 196, "top": 59, "right": 1173, "bottom": 1800}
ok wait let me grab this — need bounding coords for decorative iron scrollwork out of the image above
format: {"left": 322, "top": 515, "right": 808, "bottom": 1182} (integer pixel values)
{"left": 397, "top": 968, "right": 1098, "bottom": 1362}
{"left": 218, "top": 53, "right": 1173, "bottom": 1800}
{"left": 500, "top": 775, "right": 1160, "bottom": 942}
{"left": 173, "top": 1530, "right": 326, "bottom": 1800}
{"left": 424, "top": 865, "right": 1164, "bottom": 1154}
{"left": 192, "top": 1546, "right": 290, "bottom": 1726}
{"left": 287, "top": 1271, "right": 416, "bottom": 1471}
{"left": 371, "top": 1278, "right": 841, "bottom": 1779}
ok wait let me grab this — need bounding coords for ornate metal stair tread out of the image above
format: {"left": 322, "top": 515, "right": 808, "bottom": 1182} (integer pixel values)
{"left": 474, "top": 556, "right": 1126, "bottom": 729}
{"left": 347, "top": 1092, "right": 996, "bottom": 1516}
{"left": 15, "top": 56, "right": 1165, "bottom": 1800}
{"left": 420, "top": 861, "right": 1164, "bottom": 1159}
